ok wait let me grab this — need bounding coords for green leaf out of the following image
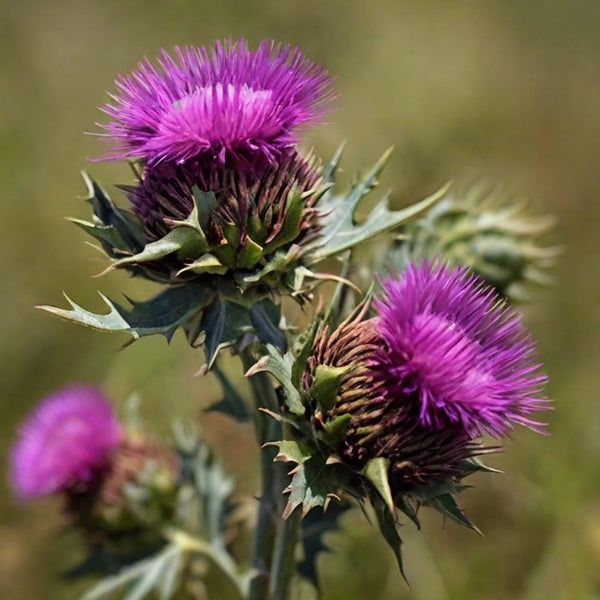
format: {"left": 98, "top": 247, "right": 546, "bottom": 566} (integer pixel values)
{"left": 80, "top": 544, "right": 183, "bottom": 600}
{"left": 298, "top": 501, "right": 349, "bottom": 592}
{"left": 263, "top": 189, "right": 305, "bottom": 254}
{"left": 177, "top": 253, "right": 228, "bottom": 276}
{"left": 173, "top": 425, "right": 236, "bottom": 549}
{"left": 290, "top": 318, "right": 320, "bottom": 389}
{"left": 105, "top": 227, "right": 206, "bottom": 273}
{"left": 81, "top": 171, "right": 146, "bottom": 254}
{"left": 200, "top": 298, "right": 251, "bottom": 367}
{"left": 303, "top": 148, "right": 449, "bottom": 263}
{"left": 423, "top": 493, "right": 481, "bottom": 535}
{"left": 207, "top": 362, "right": 251, "bottom": 422}
{"left": 362, "top": 457, "right": 394, "bottom": 513}
{"left": 309, "top": 364, "right": 347, "bottom": 413}
{"left": 38, "top": 283, "right": 215, "bottom": 342}
{"left": 247, "top": 345, "right": 305, "bottom": 415}
{"left": 372, "top": 497, "right": 408, "bottom": 585}
{"left": 249, "top": 298, "right": 287, "bottom": 352}
{"left": 319, "top": 413, "right": 352, "bottom": 448}
{"left": 282, "top": 455, "right": 337, "bottom": 519}
{"left": 457, "top": 455, "right": 503, "bottom": 476}
{"left": 268, "top": 440, "right": 313, "bottom": 465}
{"left": 237, "top": 235, "right": 264, "bottom": 269}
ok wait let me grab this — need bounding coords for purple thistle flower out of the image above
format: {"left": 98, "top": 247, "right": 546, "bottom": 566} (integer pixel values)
{"left": 10, "top": 385, "right": 123, "bottom": 500}
{"left": 304, "top": 262, "right": 548, "bottom": 493}
{"left": 372, "top": 262, "right": 549, "bottom": 439}
{"left": 98, "top": 39, "right": 334, "bottom": 167}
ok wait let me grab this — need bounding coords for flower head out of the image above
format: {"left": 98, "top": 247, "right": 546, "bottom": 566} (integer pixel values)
{"left": 303, "top": 262, "right": 548, "bottom": 493}
{"left": 10, "top": 386, "right": 123, "bottom": 500}
{"left": 373, "top": 262, "right": 548, "bottom": 438}
{"left": 98, "top": 39, "right": 334, "bottom": 167}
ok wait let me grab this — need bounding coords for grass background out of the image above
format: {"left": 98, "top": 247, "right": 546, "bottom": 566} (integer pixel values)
{"left": 1, "top": 1, "right": 599, "bottom": 598}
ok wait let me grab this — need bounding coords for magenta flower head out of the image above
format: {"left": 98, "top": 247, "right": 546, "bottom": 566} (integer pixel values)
{"left": 372, "top": 262, "right": 549, "bottom": 439}
{"left": 10, "top": 385, "right": 123, "bottom": 500}
{"left": 98, "top": 39, "right": 335, "bottom": 168}
{"left": 302, "top": 262, "right": 549, "bottom": 494}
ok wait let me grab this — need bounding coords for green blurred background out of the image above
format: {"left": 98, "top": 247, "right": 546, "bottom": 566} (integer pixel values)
{"left": 1, "top": 1, "right": 599, "bottom": 598}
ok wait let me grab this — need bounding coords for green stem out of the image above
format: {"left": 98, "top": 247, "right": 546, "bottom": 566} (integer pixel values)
{"left": 269, "top": 507, "right": 301, "bottom": 600}
{"left": 242, "top": 349, "right": 287, "bottom": 600}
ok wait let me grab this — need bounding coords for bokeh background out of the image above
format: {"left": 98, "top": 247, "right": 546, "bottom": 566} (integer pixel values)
{"left": 1, "top": 1, "right": 599, "bottom": 599}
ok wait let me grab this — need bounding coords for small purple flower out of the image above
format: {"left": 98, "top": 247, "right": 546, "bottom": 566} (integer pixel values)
{"left": 373, "top": 262, "right": 549, "bottom": 438}
{"left": 98, "top": 39, "right": 334, "bottom": 167}
{"left": 10, "top": 385, "right": 123, "bottom": 500}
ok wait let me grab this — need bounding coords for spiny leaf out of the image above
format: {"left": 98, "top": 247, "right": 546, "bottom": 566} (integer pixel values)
{"left": 38, "top": 284, "right": 215, "bottom": 342}
{"left": 81, "top": 171, "right": 146, "bottom": 254}
{"left": 303, "top": 148, "right": 449, "bottom": 263}
{"left": 298, "top": 501, "right": 349, "bottom": 593}
{"left": 249, "top": 298, "right": 287, "bottom": 352}
{"left": 200, "top": 298, "right": 252, "bottom": 367}
{"left": 362, "top": 457, "right": 394, "bottom": 513}
{"left": 246, "top": 346, "right": 304, "bottom": 415}
{"left": 268, "top": 440, "right": 313, "bottom": 466}
{"left": 103, "top": 227, "right": 206, "bottom": 274}
{"left": 282, "top": 455, "right": 338, "bottom": 519}
{"left": 424, "top": 493, "right": 482, "bottom": 535}
{"left": 372, "top": 496, "right": 408, "bottom": 585}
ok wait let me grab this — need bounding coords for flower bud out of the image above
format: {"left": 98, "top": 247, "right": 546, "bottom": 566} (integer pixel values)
{"left": 401, "top": 185, "right": 558, "bottom": 301}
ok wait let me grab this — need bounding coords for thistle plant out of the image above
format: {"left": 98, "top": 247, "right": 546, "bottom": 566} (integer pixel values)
{"left": 11, "top": 38, "right": 555, "bottom": 600}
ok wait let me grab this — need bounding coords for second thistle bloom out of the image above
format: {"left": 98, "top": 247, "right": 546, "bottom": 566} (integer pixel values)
{"left": 304, "top": 262, "right": 549, "bottom": 492}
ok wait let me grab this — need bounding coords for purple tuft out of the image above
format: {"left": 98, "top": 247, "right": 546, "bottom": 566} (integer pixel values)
{"left": 9, "top": 385, "right": 123, "bottom": 500}
{"left": 373, "top": 262, "right": 549, "bottom": 439}
{"left": 97, "top": 39, "right": 335, "bottom": 167}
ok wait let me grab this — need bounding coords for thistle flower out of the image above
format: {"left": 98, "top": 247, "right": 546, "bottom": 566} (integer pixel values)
{"left": 304, "top": 262, "right": 549, "bottom": 492}
{"left": 10, "top": 386, "right": 123, "bottom": 500}
{"left": 98, "top": 39, "right": 334, "bottom": 168}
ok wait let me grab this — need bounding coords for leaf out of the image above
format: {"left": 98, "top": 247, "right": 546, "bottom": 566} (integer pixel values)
{"left": 207, "top": 362, "right": 251, "bottom": 422}
{"left": 423, "top": 493, "right": 482, "bottom": 535}
{"left": 246, "top": 346, "right": 305, "bottom": 416}
{"left": 372, "top": 496, "right": 408, "bottom": 585}
{"left": 309, "top": 364, "right": 347, "bottom": 413}
{"left": 263, "top": 189, "right": 305, "bottom": 254}
{"left": 199, "top": 298, "right": 252, "bottom": 367}
{"left": 273, "top": 449, "right": 342, "bottom": 519}
{"left": 80, "top": 544, "right": 183, "bottom": 600}
{"left": 104, "top": 227, "right": 206, "bottom": 274}
{"left": 38, "top": 284, "right": 215, "bottom": 343}
{"left": 361, "top": 457, "right": 394, "bottom": 513}
{"left": 177, "top": 253, "right": 228, "bottom": 276}
{"left": 81, "top": 171, "right": 146, "bottom": 254}
{"left": 249, "top": 298, "right": 287, "bottom": 352}
{"left": 268, "top": 440, "right": 313, "bottom": 465}
{"left": 303, "top": 148, "right": 449, "bottom": 263}
{"left": 298, "top": 501, "right": 349, "bottom": 593}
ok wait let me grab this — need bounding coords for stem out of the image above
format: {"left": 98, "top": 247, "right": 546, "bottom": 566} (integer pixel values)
{"left": 269, "top": 507, "right": 301, "bottom": 600}
{"left": 242, "top": 349, "right": 287, "bottom": 600}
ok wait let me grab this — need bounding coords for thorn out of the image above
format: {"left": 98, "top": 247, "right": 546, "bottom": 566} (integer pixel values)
{"left": 244, "top": 355, "right": 269, "bottom": 377}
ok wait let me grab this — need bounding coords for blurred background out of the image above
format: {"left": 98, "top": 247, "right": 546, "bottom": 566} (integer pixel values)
{"left": 1, "top": 1, "right": 599, "bottom": 598}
